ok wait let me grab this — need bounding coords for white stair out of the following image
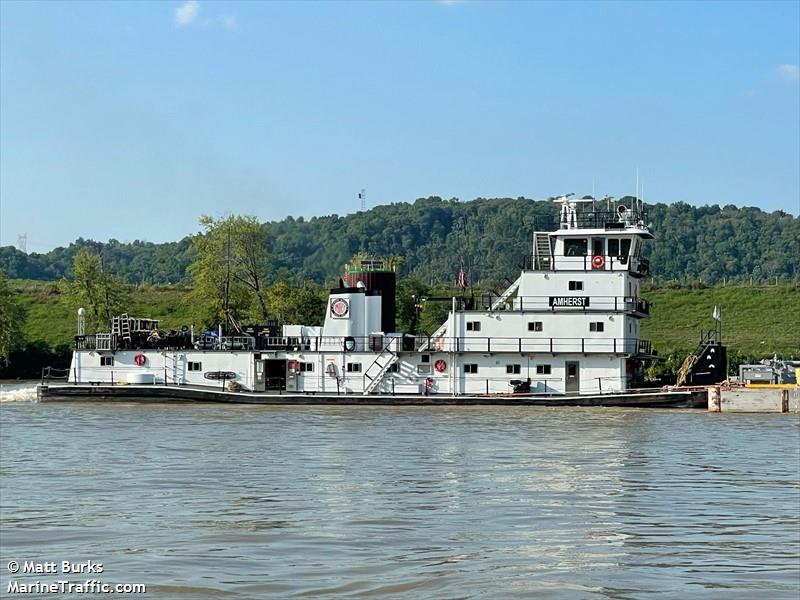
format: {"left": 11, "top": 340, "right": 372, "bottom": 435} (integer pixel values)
{"left": 533, "top": 232, "right": 552, "bottom": 270}
{"left": 363, "top": 347, "right": 399, "bottom": 395}
{"left": 490, "top": 276, "right": 521, "bottom": 311}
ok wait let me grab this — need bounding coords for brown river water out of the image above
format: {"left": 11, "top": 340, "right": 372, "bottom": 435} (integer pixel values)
{"left": 1, "top": 383, "right": 799, "bottom": 599}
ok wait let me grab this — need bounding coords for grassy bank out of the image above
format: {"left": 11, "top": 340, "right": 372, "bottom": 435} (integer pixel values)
{"left": 641, "top": 283, "right": 799, "bottom": 358}
{"left": 8, "top": 279, "right": 799, "bottom": 364}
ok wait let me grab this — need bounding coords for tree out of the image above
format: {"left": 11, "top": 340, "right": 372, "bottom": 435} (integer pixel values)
{"left": 187, "top": 215, "right": 271, "bottom": 329}
{"left": 58, "top": 249, "right": 123, "bottom": 332}
{"left": 0, "top": 269, "right": 25, "bottom": 365}
{"left": 264, "top": 281, "right": 327, "bottom": 326}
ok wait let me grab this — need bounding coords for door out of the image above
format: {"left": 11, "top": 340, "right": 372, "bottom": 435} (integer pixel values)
{"left": 264, "top": 359, "right": 286, "bottom": 390}
{"left": 565, "top": 361, "right": 580, "bottom": 393}
{"left": 254, "top": 360, "right": 266, "bottom": 392}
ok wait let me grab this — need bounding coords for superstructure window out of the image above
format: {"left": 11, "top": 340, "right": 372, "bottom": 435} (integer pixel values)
{"left": 536, "top": 364, "right": 551, "bottom": 375}
{"left": 300, "top": 362, "right": 314, "bottom": 372}
{"left": 346, "top": 363, "right": 361, "bottom": 373}
{"left": 101, "top": 356, "right": 114, "bottom": 366}
{"left": 421, "top": 354, "right": 430, "bottom": 363}
{"left": 506, "top": 364, "right": 521, "bottom": 374}
{"left": 188, "top": 361, "right": 202, "bottom": 371}
{"left": 466, "top": 321, "right": 481, "bottom": 332}
{"left": 388, "top": 363, "right": 399, "bottom": 373}
{"left": 464, "top": 364, "right": 478, "bottom": 374}
{"left": 528, "top": 321, "right": 543, "bottom": 332}
{"left": 417, "top": 364, "right": 431, "bottom": 374}
{"left": 569, "top": 281, "right": 584, "bottom": 291}
{"left": 590, "top": 322, "right": 604, "bottom": 332}
{"left": 564, "top": 238, "right": 588, "bottom": 256}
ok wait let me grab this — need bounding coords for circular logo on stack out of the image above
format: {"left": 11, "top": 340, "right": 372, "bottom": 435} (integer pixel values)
{"left": 331, "top": 298, "right": 350, "bottom": 318}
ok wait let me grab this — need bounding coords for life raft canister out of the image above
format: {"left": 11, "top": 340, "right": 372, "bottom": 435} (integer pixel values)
{"left": 134, "top": 353, "right": 146, "bottom": 367}
{"left": 591, "top": 255, "right": 605, "bottom": 269}
{"left": 434, "top": 359, "right": 447, "bottom": 373}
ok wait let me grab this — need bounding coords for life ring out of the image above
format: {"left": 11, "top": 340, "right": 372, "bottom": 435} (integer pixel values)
{"left": 591, "top": 255, "right": 605, "bottom": 269}
{"left": 434, "top": 359, "right": 447, "bottom": 373}
{"left": 134, "top": 354, "right": 146, "bottom": 367}
{"left": 343, "top": 336, "right": 356, "bottom": 352}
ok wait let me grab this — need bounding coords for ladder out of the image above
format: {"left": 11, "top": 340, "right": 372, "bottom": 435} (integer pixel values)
{"left": 119, "top": 313, "right": 131, "bottom": 341}
{"left": 533, "top": 232, "right": 552, "bottom": 270}
{"left": 363, "top": 343, "right": 399, "bottom": 395}
{"left": 676, "top": 353, "right": 697, "bottom": 387}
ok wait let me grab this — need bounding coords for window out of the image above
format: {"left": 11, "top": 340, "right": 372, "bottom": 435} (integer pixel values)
{"left": 421, "top": 354, "right": 430, "bottom": 363}
{"left": 506, "top": 364, "right": 521, "bottom": 374}
{"left": 590, "top": 322, "right": 604, "bottom": 332}
{"left": 564, "top": 238, "right": 588, "bottom": 256}
{"left": 417, "top": 364, "right": 431, "bottom": 374}
{"left": 466, "top": 321, "right": 481, "bottom": 332}
{"left": 528, "top": 321, "right": 543, "bottom": 332}
{"left": 536, "top": 364, "right": 551, "bottom": 375}
{"left": 346, "top": 363, "right": 361, "bottom": 373}
{"left": 621, "top": 238, "right": 632, "bottom": 257}
{"left": 300, "top": 362, "right": 314, "bottom": 372}
{"left": 188, "top": 361, "right": 202, "bottom": 371}
{"left": 464, "top": 364, "right": 478, "bottom": 374}
{"left": 100, "top": 356, "right": 114, "bottom": 366}
{"left": 569, "top": 281, "right": 584, "bottom": 291}
{"left": 388, "top": 363, "right": 399, "bottom": 373}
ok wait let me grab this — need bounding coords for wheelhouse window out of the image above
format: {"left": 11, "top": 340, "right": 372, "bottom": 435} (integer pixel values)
{"left": 101, "top": 356, "right": 114, "bottom": 366}
{"left": 568, "top": 281, "right": 583, "bottom": 291}
{"left": 564, "top": 238, "right": 588, "bottom": 257}
{"left": 506, "top": 364, "right": 521, "bottom": 374}
{"left": 346, "top": 363, "right": 361, "bottom": 373}
{"left": 188, "top": 361, "right": 202, "bottom": 371}
{"left": 300, "top": 362, "right": 314, "bottom": 372}
{"left": 536, "top": 364, "right": 551, "bottom": 375}
{"left": 464, "top": 364, "right": 478, "bottom": 374}
{"left": 528, "top": 321, "right": 543, "bottom": 332}
{"left": 466, "top": 321, "right": 481, "bottom": 332}
{"left": 608, "top": 239, "right": 620, "bottom": 257}
{"left": 590, "top": 322, "right": 604, "bottom": 332}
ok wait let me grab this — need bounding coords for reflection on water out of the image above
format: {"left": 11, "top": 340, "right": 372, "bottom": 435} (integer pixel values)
{"left": 1, "top": 400, "right": 798, "bottom": 599}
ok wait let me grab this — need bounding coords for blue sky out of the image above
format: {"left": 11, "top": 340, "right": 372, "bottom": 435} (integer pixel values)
{"left": 1, "top": 0, "right": 798, "bottom": 252}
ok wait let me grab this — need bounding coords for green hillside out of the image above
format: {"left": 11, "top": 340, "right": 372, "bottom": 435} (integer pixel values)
{"left": 2, "top": 197, "right": 798, "bottom": 286}
{"left": 642, "top": 284, "right": 800, "bottom": 359}
{"left": 8, "top": 280, "right": 799, "bottom": 372}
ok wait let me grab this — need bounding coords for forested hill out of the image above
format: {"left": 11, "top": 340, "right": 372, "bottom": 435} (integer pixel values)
{"left": 2, "top": 197, "right": 798, "bottom": 286}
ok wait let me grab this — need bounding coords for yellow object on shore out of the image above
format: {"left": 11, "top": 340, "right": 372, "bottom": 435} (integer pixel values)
{"left": 744, "top": 383, "right": 796, "bottom": 389}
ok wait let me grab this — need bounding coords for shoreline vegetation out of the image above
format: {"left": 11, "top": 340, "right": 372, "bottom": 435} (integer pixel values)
{"left": 1, "top": 277, "right": 798, "bottom": 380}
{"left": 1, "top": 200, "right": 798, "bottom": 380}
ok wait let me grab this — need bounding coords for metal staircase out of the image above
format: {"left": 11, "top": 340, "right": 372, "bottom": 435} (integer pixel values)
{"left": 490, "top": 276, "right": 521, "bottom": 310}
{"left": 363, "top": 343, "right": 399, "bottom": 395}
{"left": 533, "top": 232, "right": 552, "bottom": 270}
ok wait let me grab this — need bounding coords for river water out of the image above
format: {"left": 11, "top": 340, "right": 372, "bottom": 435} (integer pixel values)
{"left": 1, "top": 382, "right": 799, "bottom": 599}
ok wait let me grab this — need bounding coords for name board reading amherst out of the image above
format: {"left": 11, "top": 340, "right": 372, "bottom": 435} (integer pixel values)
{"left": 549, "top": 296, "right": 590, "bottom": 308}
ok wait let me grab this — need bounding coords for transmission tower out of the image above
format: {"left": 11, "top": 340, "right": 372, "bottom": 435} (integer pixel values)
{"left": 17, "top": 233, "right": 27, "bottom": 253}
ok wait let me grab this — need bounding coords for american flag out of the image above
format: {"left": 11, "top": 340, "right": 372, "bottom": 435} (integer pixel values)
{"left": 457, "top": 266, "right": 467, "bottom": 289}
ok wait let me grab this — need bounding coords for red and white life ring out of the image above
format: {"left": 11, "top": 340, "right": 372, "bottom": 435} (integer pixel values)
{"left": 434, "top": 359, "right": 447, "bottom": 373}
{"left": 591, "top": 255, "right": 605, "bottom": 269}
{"left": 134, "top": 354, "right": 146, "bottom": 367}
